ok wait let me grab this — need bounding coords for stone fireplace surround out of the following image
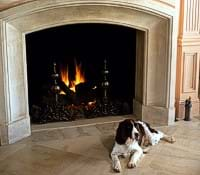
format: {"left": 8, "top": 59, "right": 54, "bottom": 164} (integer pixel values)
{"left": 0, "top": 0, "right": 178, "bottom": 145}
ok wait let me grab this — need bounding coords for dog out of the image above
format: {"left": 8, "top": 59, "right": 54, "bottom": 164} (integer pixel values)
{"left": 110, "top": 119, "right": 175, "bottom": 172}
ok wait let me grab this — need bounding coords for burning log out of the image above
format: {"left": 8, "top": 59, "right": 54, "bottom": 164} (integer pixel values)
{"left": 75, "top": 82, "right": 97, "bottom": 103}
{"left": 58, "top": 80, "right": 96, "bottom": 105}
{"left": 59, "top": 80, "right": 75, "bottom": 97}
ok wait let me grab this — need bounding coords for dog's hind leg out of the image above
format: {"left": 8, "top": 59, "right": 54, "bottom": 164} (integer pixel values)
{"left": 161, "top": 134, "right": 176, "bottom": 143}
{"left": 142, "top": 146, "right": 151, "bottom": 154}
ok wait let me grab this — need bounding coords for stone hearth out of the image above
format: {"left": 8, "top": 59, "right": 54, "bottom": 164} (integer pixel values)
{"left": 1, "top": 116, "right": 200, "bottom": 175}
{"left": 0, "top": 0, "right": 179, "bottom": 145}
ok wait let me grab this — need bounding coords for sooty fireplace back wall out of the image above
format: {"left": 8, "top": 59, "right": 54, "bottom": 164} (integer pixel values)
{"left": 26, "top": 23, "right": 136, "bottom": 122}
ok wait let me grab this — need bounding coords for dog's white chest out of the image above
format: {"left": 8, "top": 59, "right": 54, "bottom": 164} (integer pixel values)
{"left": 113, "top": 140, "right": 140, "bottom": 156}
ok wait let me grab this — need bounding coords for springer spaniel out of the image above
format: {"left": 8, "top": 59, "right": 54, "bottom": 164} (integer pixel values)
{"left": 111, "top": 119, "right": 175, "bottom": 172}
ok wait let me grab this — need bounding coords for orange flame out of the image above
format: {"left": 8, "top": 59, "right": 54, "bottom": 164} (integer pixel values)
{"left": 61, "top": 65, "right": 69, "bottom": 87}
{"left": 61, "top": 61, "right": 85, "bottom": 92}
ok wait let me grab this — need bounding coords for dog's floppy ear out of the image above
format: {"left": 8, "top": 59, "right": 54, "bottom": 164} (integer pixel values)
{"left": 115, "top": 120, "right": 133, "bottom": 145}
{"left": 115, "top": 122, "right": 127, "bottom": 144}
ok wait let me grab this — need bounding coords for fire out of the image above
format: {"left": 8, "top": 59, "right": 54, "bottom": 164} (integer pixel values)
{"left": 61, "top": 65, "right": 69, "bottom": 86}
{"left": 60, "top": 60, "right": 85, "bottom": 92}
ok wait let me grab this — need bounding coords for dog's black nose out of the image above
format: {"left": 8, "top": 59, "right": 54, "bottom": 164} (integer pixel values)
{"left": 134, "top": 133, "right": 139, "bottom": 140}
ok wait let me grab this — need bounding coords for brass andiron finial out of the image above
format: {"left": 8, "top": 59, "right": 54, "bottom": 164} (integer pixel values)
{"left": 38, "top": 62, "right": 73, "bottom": 123}
{"left": 51, "top": 62, "right": 61, "bottom": 103}
{"left": 101, "top": 59, "right": 110, "bottom": 115}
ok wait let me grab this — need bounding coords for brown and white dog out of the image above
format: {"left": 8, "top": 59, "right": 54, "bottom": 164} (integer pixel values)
{"left": 111, "top": 119, "right": 175, "bottom": 172}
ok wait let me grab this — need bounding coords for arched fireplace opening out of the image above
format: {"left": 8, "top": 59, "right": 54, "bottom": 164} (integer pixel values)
{"left": 25, "top": 23, "right": 137, "bottom": 123}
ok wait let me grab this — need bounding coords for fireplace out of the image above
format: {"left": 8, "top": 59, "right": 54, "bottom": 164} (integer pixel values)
{"left": 26, "top": 24, "right": 136, "bottom": 122}
{"left": 0, "top": 0, "right": 178, "bottom": 145}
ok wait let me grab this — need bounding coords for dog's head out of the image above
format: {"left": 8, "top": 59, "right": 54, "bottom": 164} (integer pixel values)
{"left": 115, "top": 119, "right": 139, "bottom": 145}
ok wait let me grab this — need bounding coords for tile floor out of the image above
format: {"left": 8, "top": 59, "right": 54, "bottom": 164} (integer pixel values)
{"left": 0, "top": 115, "right": 200, "bottom": 175}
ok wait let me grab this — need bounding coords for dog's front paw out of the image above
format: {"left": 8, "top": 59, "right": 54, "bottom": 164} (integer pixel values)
{"left": 127, "top": 161, "right": 136, "bottom": 169}
{"left": 113, "top": 161, "right": 122, "bottom": 173}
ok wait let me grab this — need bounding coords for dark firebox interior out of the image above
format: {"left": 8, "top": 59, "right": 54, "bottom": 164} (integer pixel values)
{"left": 26, "top": 23, "right": 136, "bottom": 122}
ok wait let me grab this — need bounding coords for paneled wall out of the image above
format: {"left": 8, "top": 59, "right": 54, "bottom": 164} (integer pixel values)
{"left": 176, "top": 0, "right": 200, "bottom": 118}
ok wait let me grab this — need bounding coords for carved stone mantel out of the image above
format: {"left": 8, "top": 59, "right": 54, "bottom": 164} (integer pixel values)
{"left": 0, "top": 0, "right": 179, "bottom": 145}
